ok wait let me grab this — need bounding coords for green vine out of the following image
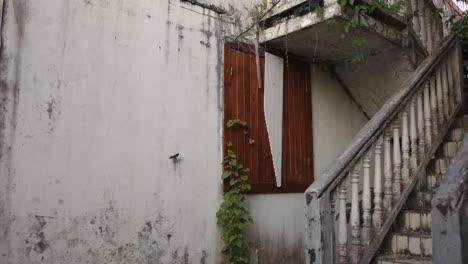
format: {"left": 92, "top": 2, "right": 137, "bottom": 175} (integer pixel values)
{"left": 450, "top": 13, "right": 468, "bottom": 45}
{"left": 250, "top": 0, "right": 269, "bottom": 19}
{"left": 330, "top": 0, "right": 405, "bottom": 63}
{"left": 216, "top": 119, "right": 254, "bottom": 264}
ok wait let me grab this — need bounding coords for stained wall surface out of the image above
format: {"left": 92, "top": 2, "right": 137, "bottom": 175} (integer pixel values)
{"left": 0, "top": 0, "right": 230, "bottom": 263}
{"left": 0, "top": 1, "right": 377, "bottom": 263}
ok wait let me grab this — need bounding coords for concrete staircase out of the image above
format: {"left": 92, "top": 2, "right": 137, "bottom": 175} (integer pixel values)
{"left": 374, "top": 115, "right": 468, "bottom": 264}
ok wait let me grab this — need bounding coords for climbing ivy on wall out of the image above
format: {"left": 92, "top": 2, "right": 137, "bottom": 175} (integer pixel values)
{"left": 333, "top": 0, "right": 406, "bottom": 63}
{"left": 216, "top": 119, "right": 254, "bottom": 264}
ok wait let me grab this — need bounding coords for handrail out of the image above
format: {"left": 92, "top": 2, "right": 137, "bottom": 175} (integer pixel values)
{"left": 305, "top": 34, "right": 463, "bottom": 264}
{"left": 306, "top": 35, "right": 456, "bottom": 198}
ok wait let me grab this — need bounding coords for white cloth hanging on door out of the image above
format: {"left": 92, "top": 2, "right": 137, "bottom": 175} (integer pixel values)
{"left": 264, "top": 52, "right": 284, "bottom": 187}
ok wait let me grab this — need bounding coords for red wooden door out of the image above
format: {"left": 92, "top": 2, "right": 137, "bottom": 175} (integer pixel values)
{"left": 223, "top": 42, "right": 313, "bottom": 193}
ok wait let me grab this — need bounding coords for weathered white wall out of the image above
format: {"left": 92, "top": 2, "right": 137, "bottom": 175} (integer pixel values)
{"left": 0, "top": 1, "right": 376, "bottom": 263}
{"left": 0, "top": 0, "right": 237, "bottom": 263}
{"left": 245, "top": 63, "right": 368, "bottom": 263}
{"left": 311, "top": 64, "right": 369, "bottom": 175}
{"left": 335, "top": 47, "right": 414, "bottom": 118}
{"left": 246, "top": 194, "right": 304, "bottom": 263}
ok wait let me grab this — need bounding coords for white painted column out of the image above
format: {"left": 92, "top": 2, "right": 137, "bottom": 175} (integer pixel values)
{"left": 410, "top": 97, "right": 418, "bottom": 172}
{"left": 338, "top": 178, "right": 348, "bottom": 264}
{"left": 383, "top": 129, "right": 393, "bottom": 211}
{"left": 373, "top": 136, "right": 384, "bottom": 229}
{"left": 350, "top": 162, "right": 361, "bottom": 264}
{"left": 393, "top": 119, "right": 402, "bottom": 202}
{"left": 362, "top": 150, "right": 372, "bottom": 245}
{"left": 430, "top": 75, "right": 439, "bottom": 135}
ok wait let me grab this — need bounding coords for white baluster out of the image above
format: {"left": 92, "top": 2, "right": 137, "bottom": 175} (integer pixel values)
{"left": 331, "top": 189, "right": 337, "bottom": 219}
{"left": 442, "top": 60, "right": 450, "bottom": 119}
{"left": 447, "top": 57, "right": 455, "bottom": 113}
{"left": 393, "top": 119, "right": 402, "bottom": 202}
{"left": 431, "top": 17, "right": 439, "bottom": 47}
{"left": 351, "top": 162, "right": 361, "bottom": 264}
{"left": 362, "top": 150, "right": 372, "bottom": 245}
{"left": 330, "top": 189, "right": 337, "bottom": 260}
{"left": 410, "top": 97, "right": 418, "bottom": 172}
{"left": 417, "top": 90, "right": 425, "bottom": 161}
{"left": 338, "top": 178, "right": 348, "bottom": 264}
{"left": 436, "top": 66, "right": 445, "bottom": 124}
{"left": 453, "top": 45, "right": 463, "bottom": 103}
{"left": 430, "top": 75, "right": 438, "bottom": 135}
{"left": 424, "top": 81, "right": 432, "bottom": 147}
{"left": 401, "top": 109, "right": 410, "bottom": 184}
{"left": 425, "top": 3, "right": 433, "bottom": 52}
{"left": 418, "top": 0, "right": 427, "bottom": 47}
{"left": 450, "top": 49, "right": 459, "bottom": 104}
{"left": 383, "top": 129, "right": 393, "bottom": 211}
{"left": 373, "top": 136, "right": 383, "bottom": 229}
{"left": 411, "top": 0, "right": 420, "bottom": 35}
{"left": 433, "top": 16, "right": 442, "bottom": 46}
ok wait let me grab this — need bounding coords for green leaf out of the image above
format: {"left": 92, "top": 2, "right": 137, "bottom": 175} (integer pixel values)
{"left": 327, "top": 19, "right": 337, "bottom": 26}
{"left": 229, "top": 159, "right": 238, "bottom": 167}
{"left": 352, "top": 52, "right": 365, "bottom": 63}
{"left": 230, "top": 179, "right": 238, "bottom": 186}
{"left": 352, "top": 37, "right": 364, "bottom": 48}
{"left": 228, "top": 150, "right": 236, "bottom": 158}
{"left": 222, "top": 171, "right": 232, "bottom": 179}
{"left": 248, "top": 139, "right": 255, "bottom": 145}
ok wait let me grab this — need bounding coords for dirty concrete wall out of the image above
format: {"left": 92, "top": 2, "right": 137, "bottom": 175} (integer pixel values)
{"left": 0, "top": 0, "right": 254, "bottom": 263}
{"left": 335, "top": 46, "right": 414, "bottom": 117}
{"left": 0, "top": 0, "right": 377, "bottom": 263}
{"left": 244, "top": 63, "right": 368, "bottom": 264}
{"left": 246, "top": 193, "right": 304, "bottom": 263}
{"left": 310, "top": 64, "right": 369, "bottom": 175}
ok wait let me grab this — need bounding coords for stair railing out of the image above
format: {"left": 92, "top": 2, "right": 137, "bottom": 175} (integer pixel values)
{"left": 409, "top": 0, "right": 444, "bottom": 53}
{"left": 305, "top": 35, "right": 463, "bottom": 264}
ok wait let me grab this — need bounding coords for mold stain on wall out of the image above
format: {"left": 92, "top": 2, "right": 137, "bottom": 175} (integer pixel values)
{"left": 0, "top": 0, "right": 240, "bottom": 263}
{"left": 0, "top": 0, "right": 21, "bottom": 261}
{"left": 15, "top": 200, "right": 213, "bottom": 263}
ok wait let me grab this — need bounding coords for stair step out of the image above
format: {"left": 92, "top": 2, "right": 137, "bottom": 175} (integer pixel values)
{"left": 438, "top": 141, "right": 460, "bottom": 158}
{"left": 427, "top": 158, "right": 450, "bottom": 174}
{"left": 390, "top": 232, "right": 432, "bottom": 257}
{"left": 395, "top": 210, "right": 431, "bottom": 233}
{"left": 462, "top": 115, "right": 468, "bottom": 128}
{"left": 376, "top": 254, "right": 432, "bottom": 264}
{"left": 426, "top": 173, "right": 442, "bottom": 192}
{"left": 453, "top": 115, "right": 468, "bottom": 129}
{"left": 446, "top": 128, "right": 466, "bottom": 141}
{"left": 374, "top": 113, "right": 468, "bottom": 263}
{"left": 406, "top": 191, "right": 432, "bottom": 210}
